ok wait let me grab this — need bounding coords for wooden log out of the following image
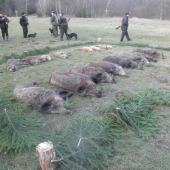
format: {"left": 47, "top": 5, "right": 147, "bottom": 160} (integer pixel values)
{"left": 36, "top": 141, "right": 57, "bottom": 170}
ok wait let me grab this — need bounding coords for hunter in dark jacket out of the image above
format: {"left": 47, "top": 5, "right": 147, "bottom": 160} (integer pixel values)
{"left": 50, "top": 11, "right": 58, "bottom": 37}
{"left": 0, "top": 11, "right": 10, "bottom": 41}
{"left": 20, "top": 12, "right": 29, "bottom": 39}
{"left": 59, "top": 13, "right": 68, "bottom": 41}
{"left": 120, "top": 12, "right": 132, "bottom": 42}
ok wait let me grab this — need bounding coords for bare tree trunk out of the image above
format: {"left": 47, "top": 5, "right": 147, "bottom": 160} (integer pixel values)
{"left": 160, "top": 0, "right": 163, "bottom": 20}
{"left": 36, "top": 142, "right": 57, "bottom": 170}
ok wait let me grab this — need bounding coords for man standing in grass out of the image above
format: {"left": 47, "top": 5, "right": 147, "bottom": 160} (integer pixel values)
{"left": 0, "top": 11, "right": 10, "bottom": 42}
{"left": 59, "top": 13, "right": 68, "bottom": 41}
{"left": 120, "top": 12, "right": 132, "bottom": 42}
{"left": 20, "top": 12, "right": 29, "bottom": 39}
{"left": 50, "top": 11, "right": 58, "bottom": 38}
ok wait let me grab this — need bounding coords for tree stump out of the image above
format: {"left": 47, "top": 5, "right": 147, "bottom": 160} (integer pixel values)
{"left": 36, "top": 141, "right": 57, "bottom": 170}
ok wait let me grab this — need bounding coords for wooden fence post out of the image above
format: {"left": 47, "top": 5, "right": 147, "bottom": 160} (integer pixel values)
{"left": 36, "top": 141, "right": 57, "bottom": 170}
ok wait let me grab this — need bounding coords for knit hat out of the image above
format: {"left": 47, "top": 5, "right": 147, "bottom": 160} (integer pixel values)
{"left": 22, "top": 12, "right": 25, "bottom": 15}
{"left": 0, "top": 11, "right": 3, "bottom": 14}
{"left": 125, "top": 12, "right": 130, "bottom": 15}
{"left": 51, "top": 11, "right": 55, "bottom": 14}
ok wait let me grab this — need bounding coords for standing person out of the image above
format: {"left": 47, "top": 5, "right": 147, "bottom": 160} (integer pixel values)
{"left": 20, "top": 12, "right": 29, "bottom": 39}
{"left": 50, "top": 11, "right": 58, "bottom": 37}
{"left": 120, "top": 12, "right": 132, "bottom": 42}
{"left": 59, "top": 13, "right": 68, "bottom": 41}
{"left": 0, "top": 11, "right": 10, "bottom": 42}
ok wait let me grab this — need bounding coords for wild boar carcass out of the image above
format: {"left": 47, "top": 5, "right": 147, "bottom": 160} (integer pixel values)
{"left": 70, "top": 66, "right": 116, "bottom": 83}
{"left": 103, "top": 56, "right": 142, "bottom": 70}
{"left": 6, "top": 59, "right": 30, "bottom": 72}
{"left": 89, "top": 61, "right": 128, "bottom": 77}
{"left": 50, "top": 72, "right": 102, "bottom": 97}
{"left": 14, "top": 83, "right": 73, "bottom": 114}
{"left": 116, "top": 52, "right": 151, "bottom": 67}
{"left": 132, "top": 48, "right": 164, "bottom": 59}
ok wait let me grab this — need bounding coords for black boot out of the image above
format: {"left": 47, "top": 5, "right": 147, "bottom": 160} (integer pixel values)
{"left": 3, "top": 37, "right": 5, "bottom": 42}
{"left": 6, "top": 36, "right": 9, "bottom": 41}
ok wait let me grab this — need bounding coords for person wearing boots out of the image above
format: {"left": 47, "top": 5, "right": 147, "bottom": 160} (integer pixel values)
{"left": 120, "top": 12, "right": 132, "bottom": 42}
{"left": 50, "top": 11, "right": 58, "bottom": 37}
{"left": 59, "top": 13, "right": 68, "bottom": 41}
{"left": 20, "top": 12, "right": 29, "bottom": 39}
{"left": 0, "top": 11, "right": 10, "bottom": 42}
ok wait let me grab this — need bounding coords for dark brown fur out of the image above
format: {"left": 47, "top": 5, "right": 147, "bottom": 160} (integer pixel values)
{"left": 14, "top": 83, "right": 72, "bottom": 114}
{"left": 50, "top": 71, "right": 102, "bottom": 97}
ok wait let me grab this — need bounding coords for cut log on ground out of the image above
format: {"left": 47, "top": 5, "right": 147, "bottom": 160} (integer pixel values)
{"left": 36, "top": 141, "right": 57, "bottom": 170}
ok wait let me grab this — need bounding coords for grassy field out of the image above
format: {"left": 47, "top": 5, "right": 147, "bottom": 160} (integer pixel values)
{"left": 1, "top": 16, "right": 170, "bottom": 170}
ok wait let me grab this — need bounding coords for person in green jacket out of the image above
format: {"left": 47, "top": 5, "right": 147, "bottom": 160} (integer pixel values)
{"left": 120, "top": 12, "right": 132, "bottom": 42}
{"left": 50, "top": 11, "right": 58, "bottom": 37}
{"left": 59, "top": 13, "right": 68, "bottom": 41}
{"left": 0, "top": 11, "right": 10, "bottom": 42}
{"left": 20, "top": 12, "right": 29, "bottom": 39}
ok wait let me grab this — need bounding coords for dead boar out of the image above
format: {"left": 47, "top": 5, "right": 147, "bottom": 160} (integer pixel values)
{"left": 89, "top": 61, "right": 128, "bottom": 77}
{"left": 50, "top": 72, "right": 102, "bottom": 97}
{"left": 116, "top": 52, "right": 151, "bottom": 67}
{"left": 132, "top": 48, "right": 164, "bottom": 59}
{"left": 70, "top": 66, "right": 116, "bottom": 83}
{"left": 14, "top": 82, "right": 73, "bottom": 114}
{"left": 103, "top": 56, "right": 142, "bottom": 70}
{"left": 6, "top": 59, "right": 30, "bottom": 72}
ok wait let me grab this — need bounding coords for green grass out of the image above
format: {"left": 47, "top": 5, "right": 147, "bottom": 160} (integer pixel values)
{"left": 1, "top": 16, "right": 170, "bottom": 169}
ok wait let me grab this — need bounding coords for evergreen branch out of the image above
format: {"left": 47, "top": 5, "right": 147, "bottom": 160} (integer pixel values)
{"left": 4, "top": 108, "right": 29, "bottom": 144}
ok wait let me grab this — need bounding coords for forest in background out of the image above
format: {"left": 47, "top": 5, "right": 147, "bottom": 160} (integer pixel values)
{"left": 0, "top": 0, "right": 170, "bottom": 19}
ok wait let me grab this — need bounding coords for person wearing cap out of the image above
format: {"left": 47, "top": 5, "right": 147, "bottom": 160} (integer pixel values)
{"left": 59, "top": 13, "right": 68, "bottom": 41}
{"left": 20, "top": 12, "right": 29, "bottom": 39}
{"left": 120, "top": 12, "right": 132, "bottom": 42}
{"left": 0, "top": 11, "right": 10, "bottom": 42}
{"left": 50, "top": 11, "right": 58, "bottom": 37}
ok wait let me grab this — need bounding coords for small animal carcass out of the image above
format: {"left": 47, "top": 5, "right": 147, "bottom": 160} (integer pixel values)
{"left": 14, "top": 83, "right": 73, "bottom": 114}
{"left": 6, "top": 59, "right": 30, "bottom": 72}
{"left": 89, "top": 61, "right": 128, "bottom": 77}
{"left": 26, "top": 56, "right": 43, "bottom": 65}
{"left": 132, "top": 48, "right": 164, "bottom": 59}
{"left": 70, "top": 66, "right": 116, "bottom": 83}
{"left": 53, "top": 52, "right": 71, "bottom": 59}
{"left": 50, "top": 72, "right": 103, "bottom": 97}
{"left": 40, "top": 55, "right": 52, "bottom": 61}
{"left": 103, "top": 56, "right": 142, "bottom": 70}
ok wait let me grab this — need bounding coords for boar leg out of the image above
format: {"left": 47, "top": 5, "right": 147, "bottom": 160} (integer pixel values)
{"left": 103, "top": 69, "right": 113, "bottom": 74}
{"left": 62, "top": 93, "right": 73, "bottom": 100}
{"left": 57, "top": 90, "right": 68, "bottom": 94}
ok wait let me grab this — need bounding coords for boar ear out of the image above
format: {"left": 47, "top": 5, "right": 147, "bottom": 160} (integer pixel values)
{"left": 41, "top": 102, "right": 51, "bottom": 111}
{"left": 152, "top": 52, "right": 156, "bottom": 55}
{"left": 77, "top": 86, "right": 85, "bottom": 93}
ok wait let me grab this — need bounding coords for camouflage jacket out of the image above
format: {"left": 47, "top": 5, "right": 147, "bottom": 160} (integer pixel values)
{"left": 20, "top": 16, "right": 29, "bottom": 27}
{"left": 121, "top": 15, "right": 129, "bottom": 31}
{"left": 0, "top": 16, "right": 9, "bottom": 29}
{"left": 59, "top": 16, "right": 68, "bottom": 29}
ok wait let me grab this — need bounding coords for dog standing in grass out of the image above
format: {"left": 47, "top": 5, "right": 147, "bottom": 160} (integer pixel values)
{"left": 67, "top": 33, "right": 77, "bottom": 40}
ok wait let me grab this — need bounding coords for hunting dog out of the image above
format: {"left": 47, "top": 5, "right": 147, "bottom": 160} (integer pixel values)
{"left": 28, "top": 33, "right": 37, "bottom": 39}
{"left": 67, "top": 33, "right": 77, "bottom": 40}
{"left": 49, "top": 28, "right": 53, "bottom": 36}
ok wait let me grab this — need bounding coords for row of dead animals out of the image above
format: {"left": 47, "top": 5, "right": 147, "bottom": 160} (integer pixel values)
{"left": 6, "top": 52, "right": 70, "bottom": 72}
{"left": 13, "top": 48, "right": 163, "bottom": 115}
{"left": 74, "top": 45, "right": 113, "bottom": 52}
